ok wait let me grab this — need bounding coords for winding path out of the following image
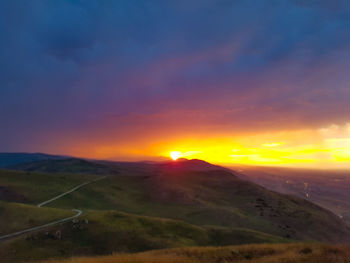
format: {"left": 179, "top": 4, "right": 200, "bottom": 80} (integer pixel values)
{"left": 0, "top": 176, "right": 107, "bottom": 241}
{"left": 37, "top": 176, "right": 107, "bottom": 208}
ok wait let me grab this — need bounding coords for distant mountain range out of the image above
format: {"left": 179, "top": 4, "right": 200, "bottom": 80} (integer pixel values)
{"left": 0, "top": 152, "right": 66, "bottom": 168}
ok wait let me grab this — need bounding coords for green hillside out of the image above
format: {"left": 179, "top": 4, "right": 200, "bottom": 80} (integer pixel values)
{"left": 0, "top": 210, "right": 287, "bottom": 263}
{"left": 0, "top": 169, "right": 98, "bottom": 204}
{"left": 0, "top": 201, "right": 74, "bottom": 236}
{"left": 32, "top": 159, "right": 350, "bottom": 243}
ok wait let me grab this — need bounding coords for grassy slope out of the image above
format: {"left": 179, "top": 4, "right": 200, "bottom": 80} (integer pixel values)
{"left": 45, "top": 168, "right": 350, "bottom": 243}
{"left": 0, "top": 169, "right": 98, "bottom": 204}
{"left": 10, "top": 159, "right": 119, "bottom": 176}
{"left": 37, "top": 243, "right": 350, "bottom": 263}
{"left": 0, "top": 201, "right": 74, "bottom": 236}
{"left": 0, "top": 210, "right": 287, "bottom": 263}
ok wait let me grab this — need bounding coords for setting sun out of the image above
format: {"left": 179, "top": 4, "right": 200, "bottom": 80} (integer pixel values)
{"left": 170, "top": 151, "right": 182, "bottom": 160}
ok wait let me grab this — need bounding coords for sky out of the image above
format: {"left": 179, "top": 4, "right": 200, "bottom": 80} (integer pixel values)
{"left": 1, "top": 0, "right": 350, "bottom": 167}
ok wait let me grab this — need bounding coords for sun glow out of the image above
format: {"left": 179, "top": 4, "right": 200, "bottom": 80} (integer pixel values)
{"left": 70, "top": 123, "right": 350, "bottom": 169}
{"left": 262, "top": 142, "right": 283, "bottom": 147}
{"left": 170, "top": 151, "right": 182, "bottom": 160}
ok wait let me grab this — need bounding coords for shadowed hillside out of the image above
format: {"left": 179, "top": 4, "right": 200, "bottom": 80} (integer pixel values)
{"left": 0, "top": 210, "right": 287, "bottom": 263}
{"left": 9, "top": 158, "right": 119, "bottom": 175}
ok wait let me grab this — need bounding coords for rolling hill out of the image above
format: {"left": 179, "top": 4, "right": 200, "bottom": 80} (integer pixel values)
{"left": 4, "top": 157, "right": 350, "bottom": 243}
{"left": 0, "top": 154, "right": 349, "bottom": 262}
{"left": 0, "top": 210, "right": 287, "bottom": 263}
{"left": 0, "top": 169, "right": 98, "bottom": 204}
{"left": 0, "top": 201, "right": 75, "bottom": 237}
{"left": 8, "top": 158, "right": 119, "bottom": 175}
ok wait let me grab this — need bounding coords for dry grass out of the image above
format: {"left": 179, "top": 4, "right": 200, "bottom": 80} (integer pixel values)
{"left": 38, "top": 243, "right": 350, "bottom": 263}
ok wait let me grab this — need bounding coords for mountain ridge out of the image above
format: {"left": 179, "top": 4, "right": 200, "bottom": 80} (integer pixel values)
{"left": 0, "top": 152, "right": 67, "bottom": 168}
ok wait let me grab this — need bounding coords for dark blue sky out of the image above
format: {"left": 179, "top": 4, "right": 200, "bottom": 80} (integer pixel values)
{"left": 1, "top": 0, "right": 350, "bottom": 163}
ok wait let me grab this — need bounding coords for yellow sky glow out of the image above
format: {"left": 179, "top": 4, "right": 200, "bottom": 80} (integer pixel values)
{"left": 157, "top": 123, "right": 350, "bottom": 168}
{"left": 66, "top": 123, "right": 350, "bottom": 169}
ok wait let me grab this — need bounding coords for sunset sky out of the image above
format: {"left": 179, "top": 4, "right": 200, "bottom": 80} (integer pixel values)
{"left": 1, "top": 1, "right": 350, "bottom": 167}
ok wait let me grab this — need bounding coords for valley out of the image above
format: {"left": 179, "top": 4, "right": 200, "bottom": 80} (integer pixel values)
{"left": 232, "top": 165, "right": 350, "bottom": 225}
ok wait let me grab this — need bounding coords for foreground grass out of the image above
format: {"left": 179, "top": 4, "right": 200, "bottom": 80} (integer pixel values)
{"left": 38, "top": 243, "right": 350, "bottom": 263}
